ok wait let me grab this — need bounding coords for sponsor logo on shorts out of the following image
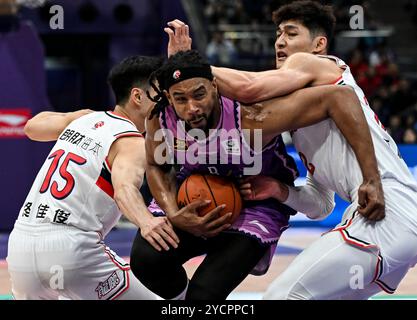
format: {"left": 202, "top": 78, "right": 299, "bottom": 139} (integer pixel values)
{"left": 248, "top": 220, "right": 269, "bottom": 233}
{"left": 95, "top": 271, "right": 121, "bottom": 299}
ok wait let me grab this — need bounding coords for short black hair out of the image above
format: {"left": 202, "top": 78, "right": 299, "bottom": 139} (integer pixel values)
{"left": 107, "top": 55, "right": 163, "bottom": 105}
{"left": 148, "top": 50, "right": 213, "bottom": 119}
{"left": 272, "top": 0, "right": 336, "bottom": 44}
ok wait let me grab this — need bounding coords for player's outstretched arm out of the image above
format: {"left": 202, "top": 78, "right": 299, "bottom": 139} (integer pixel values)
{"left": 164, "top": 20, "right": 316, "bottom": 103}
{"left": 163, "top": 20, "right": 337, "bottom": 104}
{"left": 239, "top": 174, "right": 335, "bottom": 220}
{"left": 212, "top": 53, "right": 331, "bottom": 103}
{"left": 213, "top": 66, "right": 310, "bottom": 104}
{"left": 243, "top": 84, "right": 385, "bottom": 221}
{"left": 314, "top": 86, "right": 385, "bottom": 221}
{"left": 110, "top": 135, "right": 179, "bottom": 251}
{"left": 24, "top": 109, "right": 93, "bottom": 142}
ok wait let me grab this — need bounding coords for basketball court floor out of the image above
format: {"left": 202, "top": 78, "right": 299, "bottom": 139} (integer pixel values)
{"left": 1, "top": 226, "right": 416, "bottom": 300}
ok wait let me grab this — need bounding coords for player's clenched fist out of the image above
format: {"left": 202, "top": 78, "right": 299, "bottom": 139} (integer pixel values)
{"left": 357, "top": 178, "right": 385, "bottom": 221}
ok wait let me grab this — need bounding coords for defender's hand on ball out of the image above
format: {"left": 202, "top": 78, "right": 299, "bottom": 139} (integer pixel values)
{"left": 170, "top": 199, "right": 232, "bottom": 238}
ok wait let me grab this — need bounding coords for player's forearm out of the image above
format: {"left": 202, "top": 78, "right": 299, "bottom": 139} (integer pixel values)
{"left": 283, "top": 179, "right": 335, "bottom": 220}
{"left": 146, "top": 164, "right": 179, "bottom": 217}
{"left": 213, "top": 67, "right": 311, "bottom": 104}
{"left": 114, "top": 183, "right": 153, "bottom": 229}
{"left": 213, "top": 67, "right": 286, "bottom": 103}
{"left": 212, "top": 67, "right": 257, "bottom": 103}
{"left": 327, "top": 87, "right": 380, "bottom": 181}
{"left": 24, "top": 110, "right": 92, "bottom": 142}
{"left": 24, "top": 112, "right": 69, "bottom": 141}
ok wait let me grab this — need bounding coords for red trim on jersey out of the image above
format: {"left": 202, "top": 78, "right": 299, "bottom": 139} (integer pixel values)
{"left": 92, "top": 243, "right": 131, "bottom": 300}
{"left": 105, "top": 157, "right": 112, "bottom": 172}
{"left": 338, "top": 229, "right": 377, "bottom": 249}
{"left": 110, "top": 270, "right": 130, "bottom": 300}
{"left": 114, "top": 132, "right": 143, "bottom": 139}
{"left": 371, "top": 255, "right": 395, "bottom": 294}
{"left": 372, "top": 255, "right": 383, "bottom": 283}
{"left": 109, "top": 111, "right": 135, "bottom": 126}
{"left": 101, "top": 245, "right": 131, "bottom": 300}
{"left": 375, "top": 279, "right": 395, "bottom": 294}
{"left": 104, "top": 247, "right": 130, "bottom": 271}
{"left": 332, "top": 76, "right": 343, "bottom": 85}
{"left": 331, "top": 212, "right": 378, "bottom": 248}
{"left": 96, "top": 175, "right": 114, "bottom": 198}
{"left": 331, "top": 213, "right": 354, "bottom": 232}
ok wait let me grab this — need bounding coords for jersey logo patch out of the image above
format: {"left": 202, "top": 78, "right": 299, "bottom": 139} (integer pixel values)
{"left": 174, "top": 138, "right": 188, "bottom": 151}
{"left": 93, "top": 121, "right": 105, "bottom": 129}
{"left": 221, "top": 138, "right": 241, "bottom": 155}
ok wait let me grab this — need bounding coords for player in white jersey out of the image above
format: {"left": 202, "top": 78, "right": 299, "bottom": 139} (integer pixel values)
{"left": 164, "top": 1, "right": 417, "bottom": 299}
{"left": 7, "top": 56, "right": 179, "bottom": 300}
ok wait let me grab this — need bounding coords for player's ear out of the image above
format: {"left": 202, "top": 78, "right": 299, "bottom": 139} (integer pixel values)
{"left": 131, "top": 87, "right": 142, "bottom": 106}
{"left": 211, "top": 77, "right": 218, "bottom": 91}
{"left": 312, "top": 36, "right": 327, "bottom": 54}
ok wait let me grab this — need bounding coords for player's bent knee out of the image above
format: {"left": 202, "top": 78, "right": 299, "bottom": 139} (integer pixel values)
{"left": 130, "top": 233, "right": 188, "bottom": 299}
{"left": 129, "top": 235, "right": 170, "bottom": 286}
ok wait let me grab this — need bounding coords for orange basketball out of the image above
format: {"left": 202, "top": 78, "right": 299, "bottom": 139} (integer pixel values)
{"left": 177, "top": 174, "right": 242, "bottom": 224}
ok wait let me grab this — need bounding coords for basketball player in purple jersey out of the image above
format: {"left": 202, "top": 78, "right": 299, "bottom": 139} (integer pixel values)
{"left": 129, "top": 49, "right": 382, "bottom": 300}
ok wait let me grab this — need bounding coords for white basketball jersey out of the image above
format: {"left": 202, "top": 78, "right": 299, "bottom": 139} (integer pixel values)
{"left": 292, "top": 55, "right": 417, "bottom": 202}
{"left": 17, "top": 111, "right": 143, "bottom": 236}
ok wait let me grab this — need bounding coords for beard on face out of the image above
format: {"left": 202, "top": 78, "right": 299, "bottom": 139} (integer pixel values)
{"left": 185, "top": 113, "right": 208, "bottom": 130}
